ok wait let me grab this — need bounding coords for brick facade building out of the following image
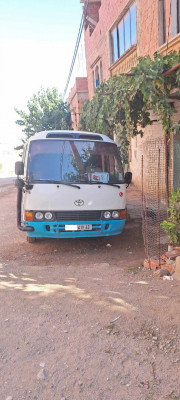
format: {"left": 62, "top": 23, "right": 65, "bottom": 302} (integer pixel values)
{"left": 81, "top": 0, "right": 180, "bottom": 96}
{"left": 68, "top": 77, "right": 88, "bottom": 130}
{"left": 80, "top": 0, "right": 180, "bottom": 191}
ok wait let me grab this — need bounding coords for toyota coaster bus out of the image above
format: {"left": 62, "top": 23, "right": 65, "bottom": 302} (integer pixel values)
{"left": 15, "top": 130, "right": 132, "bottom": 242}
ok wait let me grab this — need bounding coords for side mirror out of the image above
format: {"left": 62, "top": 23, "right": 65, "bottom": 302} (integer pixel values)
{"left": 125, "top": 172, "right": 132, "bottom": 185}
{"left": 15, "top": 161, "right": 24, "bottom": 176}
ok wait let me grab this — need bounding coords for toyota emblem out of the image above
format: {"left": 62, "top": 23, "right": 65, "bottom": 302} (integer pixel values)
{"left": 74, "top": 199, "right": 84, "bottom": 206}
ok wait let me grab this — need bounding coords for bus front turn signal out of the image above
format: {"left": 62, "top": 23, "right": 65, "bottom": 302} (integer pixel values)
{"left": 25, "top": 211, "right": 34, "bottom": 221}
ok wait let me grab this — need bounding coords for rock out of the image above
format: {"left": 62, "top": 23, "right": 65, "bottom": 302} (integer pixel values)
{"left": 163, "top": 275, "right": 173, "bottom": 281}
{"left": 37, "top": 368, "right": 47, "bottom": 380}
{"left": 164, "top": 249, "right": 180, "bottom": 259}
{"left": 174, "top": 246, "right": 180, "bottom": 251}
{"left": 159, "top": 268, "right": 170, "bottom": 277}
{"left": 151, "top": 257, "right": 161, "bottom": 269}
{"left": 6, "top": 397, "right": 13, "bottom": 400}
{"left": 161, "top": 263, "right": 175, "bottom": 274}
{"left": 39, "top": 362, "right": 46, "bottom": 367}
{"left": 153, "top": 269, "right": 161, "bottom": 277}
{"left": 144, "top": 259, "right": 150, "bottom": 268}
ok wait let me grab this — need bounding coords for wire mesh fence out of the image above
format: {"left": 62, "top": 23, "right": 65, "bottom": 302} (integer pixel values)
{"left": 141, "top": 137, "right": 170, "bottom": 260}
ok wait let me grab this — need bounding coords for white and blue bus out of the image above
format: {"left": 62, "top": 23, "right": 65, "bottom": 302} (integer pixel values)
{"left": 15, "top": 131, "right": 132, "bottom": 242}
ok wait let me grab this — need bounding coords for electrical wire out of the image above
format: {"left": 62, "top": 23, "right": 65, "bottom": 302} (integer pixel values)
{"left": 63, "top": 15, "right": 84, "bottom": 100}
{"left": 63, "top": 1, "right": 89, "bottom": 100}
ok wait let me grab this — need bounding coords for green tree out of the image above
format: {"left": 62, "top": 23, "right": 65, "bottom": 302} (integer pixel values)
{"left": 15, "top": 87, "right": 72, "bottom": 143}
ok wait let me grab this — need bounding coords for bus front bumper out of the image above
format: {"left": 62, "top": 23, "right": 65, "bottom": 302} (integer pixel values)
{"left": 25, "top": 219, "right": 126, "bottom": 238}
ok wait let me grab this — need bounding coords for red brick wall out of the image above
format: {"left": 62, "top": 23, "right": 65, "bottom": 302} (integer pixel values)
{"left": 68, "top": 78, "right": 88, "bottom": 130}
{"left": 136, "top": 0, "right": 159, "bottom": 57}
{"left": 83, "top": 0, "right": 174, "bottom": 99}
{"left": 137, "top": 0, "right": 172, "bottom": 57}
{"left": 84, "top": 0, "right": 130, "bottom": 99}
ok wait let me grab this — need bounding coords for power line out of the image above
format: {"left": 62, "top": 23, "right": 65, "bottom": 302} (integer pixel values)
{"left": 63, "top": 15, "right": 84, "bottom": 100}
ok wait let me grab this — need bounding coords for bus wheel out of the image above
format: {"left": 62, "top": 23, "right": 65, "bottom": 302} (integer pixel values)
{"left": 27, "top": 236, "right": 36, "bottom": 243}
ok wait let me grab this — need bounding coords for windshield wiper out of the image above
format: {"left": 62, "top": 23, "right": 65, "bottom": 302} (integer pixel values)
{"left": 59, "top": 182, "right": 80, "bottom": 189}
{"left": 89, "top": 182, "right": 121, "bottom": 188}
{"left": 31, "top": 179, "right": 80, "bottom": 189}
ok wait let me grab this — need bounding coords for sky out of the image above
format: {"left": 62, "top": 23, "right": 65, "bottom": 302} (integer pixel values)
{"left": 0, "top": 0, "right": 84, "bottom": 157}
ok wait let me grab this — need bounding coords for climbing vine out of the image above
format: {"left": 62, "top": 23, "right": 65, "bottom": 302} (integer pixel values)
{"left": 79, "top": 51, "right": 180, "bottom": 164}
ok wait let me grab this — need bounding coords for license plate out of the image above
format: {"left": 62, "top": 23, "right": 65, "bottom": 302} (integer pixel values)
{"left": 65, "top": 224, "right": 92, "bottom": 231}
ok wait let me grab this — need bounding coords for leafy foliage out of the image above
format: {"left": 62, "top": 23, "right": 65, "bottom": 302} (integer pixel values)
{"left": 79, "top": 51, "right": 180, "bottom": 164}
{"left": 161, "top": 188, "right": 180, "bottom": 244}
{"left": 15, "top": 87, "right": 72, "bottom": 144}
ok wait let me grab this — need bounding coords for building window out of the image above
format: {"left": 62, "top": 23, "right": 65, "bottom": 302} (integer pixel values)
{"left": 124, "top": 11, "right": 131, "bottom": 51}
{"left": 111, "top": 2, "right": 136, "bottom": 64}
{"left": 92, "top": 59, "right": 103, "bottom": 93}
{"left": 171, "top": 0, "right": 180, "bottom": 38}
{"left": 158, "top": 0, "right": 166, "bottom": 46}
{"left": 118, "top": 20, "right": 125, "bottom": 57}
{"left": 112, "top": 26, "right": 119, "bottom": 62}
{"left": 100, "top": 61, "right": 103, "bottom": 82}
{"left": 95, "top": 65, "right": 100, "bottom": 87}
{"left": 130, "top": 3, "right": 137, "bottom": 45}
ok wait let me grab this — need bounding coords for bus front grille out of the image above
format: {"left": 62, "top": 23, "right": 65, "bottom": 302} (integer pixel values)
{"left": 55, "top": 210, "right": 102, "bottom": 221}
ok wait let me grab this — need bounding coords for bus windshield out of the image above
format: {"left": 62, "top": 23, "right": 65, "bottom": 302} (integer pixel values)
{"left": 27, "top": 139, "right": 124, "bottom": 184}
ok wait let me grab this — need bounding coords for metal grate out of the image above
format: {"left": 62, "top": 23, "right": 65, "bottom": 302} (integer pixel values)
{"left": 173, "top": 132, "right": 180, "bottom": 190}
{"left": 141, "top": 137, "right": 170, "bottom": 260}
{"left": 54, "top": 210, "right": 102, "bottom": 221}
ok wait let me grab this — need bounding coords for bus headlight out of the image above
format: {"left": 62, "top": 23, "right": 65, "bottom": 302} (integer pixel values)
{"left": 45, "top": 212, "right": 53, "bottom": 220}
{"left": 35, "top": 212, "right": 44, "bottom": 220}
{"left": 103, "top": 211, "right": 111, "bottom": 219}
{"left": 112, "top": 211, "right": 119, "bottom": 219}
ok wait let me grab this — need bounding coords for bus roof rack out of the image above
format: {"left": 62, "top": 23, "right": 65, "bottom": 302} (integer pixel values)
{"left": 46, "top": 132, "right": 103, "bottom": 141}
{"left": 78, "top": 134, "right": 103, "bottom": 141}
{"left": 46, "top": 133, "right": 74, "bottom": 138}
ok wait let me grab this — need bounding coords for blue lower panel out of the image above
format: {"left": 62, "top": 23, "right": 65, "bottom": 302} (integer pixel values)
{"left": 25, "top": 219, "right": 126, "bottom": 239}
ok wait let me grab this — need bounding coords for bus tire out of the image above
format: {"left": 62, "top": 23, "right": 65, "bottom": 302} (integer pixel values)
{"left": 27, "top": 236, "right": 36, "bottom": 243}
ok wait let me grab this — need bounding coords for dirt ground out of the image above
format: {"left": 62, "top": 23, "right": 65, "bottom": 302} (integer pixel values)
{"left": 0, "top": 182, "right": 180, "bottom": 400}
